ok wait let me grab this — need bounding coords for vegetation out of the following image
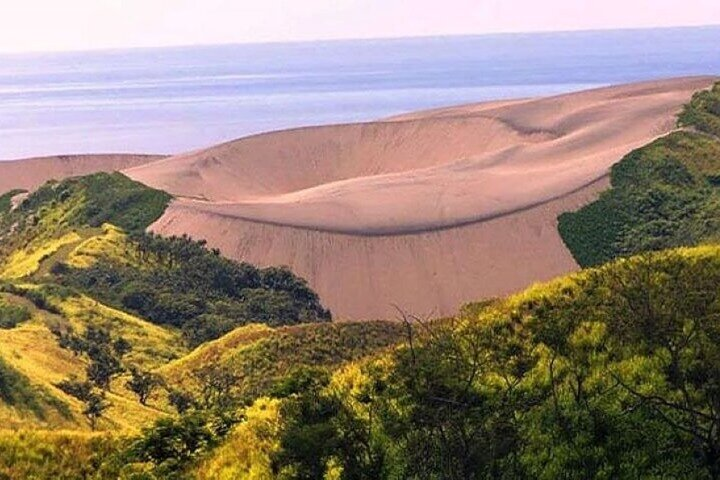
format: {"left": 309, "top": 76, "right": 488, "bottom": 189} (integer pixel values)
{"left": 0, "top": 356, "right": 68, "bottom": 421}
{"left": 559, "top": 81, "right": 720, "bottom": 267}
{"left": 6, "top": 172, "right": 171, "bottom": 234}
{"left": 5, "top": 84, "right": 720, "bottom": 478}
{"left": 53, "top": 232, "right": 332, "bottom": 346}
{"left": 679, "top": 81, "right": 720, "bottom": 138}
{"left": 0, "top": 189, "right": 26, "bottom": 215}
{"left": 162, "top": 321, "right": 406, "bottom": 403}
{"left": 0, "top": 431, "right": 125, "bottom": 480}
{"left": 0, "top": 299, "right": 30, "bottom": 329}
{"left": 196, "top": 246, "right": 720, "bottom": 480}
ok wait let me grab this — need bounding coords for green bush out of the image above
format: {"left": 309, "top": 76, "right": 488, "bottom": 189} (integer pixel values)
{"left": 0, "top": 302, "right": 30, "bottom": 329}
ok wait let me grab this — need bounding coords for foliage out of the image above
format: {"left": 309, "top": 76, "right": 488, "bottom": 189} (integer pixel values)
{"left": 127, "top": 409, "right": 238, "bottom": 478}
{"left": 679, "top": 81, "right": 720, "bottom": 138}
{"left": 0, "top": 300, "right": 30, "bottom": 329}
{"left": 559, "top": 129, "right": 720, "bottom": 266}
{"left": 215, "top": 246, "right": 720, "bottom": 480}
{"left": 0, "top": 189, "right": 26, "bottom": 215}
{"left": 55, "top": 325, "right": 130, "bottom": 390}
{"left": 126, "top": 367, "right": 163, "bottom": 405}
{"left": 193, "top": 397, "right": 282, "bottom": 480}
{"left": 0, "top": 431, "right": 125, "bottom": 480}
{"left": 54, "top": 232, "right": 332, "bottom": 346}
{"left": 9, "top": 172, "right": 171, "bottom": 233}
{"left": 82, "top": 390, "right": 111, "bottom": 431}
{"left": 163, "top": 321, "right": 406, "bottom": 404}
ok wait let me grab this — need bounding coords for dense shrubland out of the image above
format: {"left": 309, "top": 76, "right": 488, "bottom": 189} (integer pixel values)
{"left": 679, "top": 81, "right": 720, "bottom": 138}
{"left": 560, "top": 81, "right": 720, "bottom": 266}
{"left": 53, "top": 232, "right": 331, "bottom": 346}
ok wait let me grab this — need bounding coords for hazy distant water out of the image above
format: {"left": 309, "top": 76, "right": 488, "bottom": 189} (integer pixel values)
{"left": 0, "top": 26, "right": 719, "bottom": 160}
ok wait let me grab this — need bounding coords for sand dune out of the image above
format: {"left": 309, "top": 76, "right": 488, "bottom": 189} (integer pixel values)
{"left": 124, "top": 76, "right": 715, "bottom": 319}
{"left": 0, "top": 154, "right": 164, "bottom": 194}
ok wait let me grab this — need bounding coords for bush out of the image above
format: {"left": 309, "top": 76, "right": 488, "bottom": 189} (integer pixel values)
{"left": 0, "top": 302, "right": 30, "bottom": 329}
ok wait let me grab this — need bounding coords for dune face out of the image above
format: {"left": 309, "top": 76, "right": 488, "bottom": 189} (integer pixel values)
{"left": 0, "top": 154, "right": 164, "bottom": 194}
{"left": 124, "top": 77, "right": 715, "bottom": 319}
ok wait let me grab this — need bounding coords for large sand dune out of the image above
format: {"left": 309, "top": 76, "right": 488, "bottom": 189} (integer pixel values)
{"left": 1, "top": 77, "right": 715, "bottom": 320}
{"left": 124, "top": 76, "right": 715, "bottom": 319}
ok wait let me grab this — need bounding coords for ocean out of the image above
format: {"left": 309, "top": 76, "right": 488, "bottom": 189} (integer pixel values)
{"left": 0, "top": 26, "right": 719, "bottom": 160}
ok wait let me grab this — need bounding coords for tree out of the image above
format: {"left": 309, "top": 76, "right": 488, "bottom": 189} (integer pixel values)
{"left": 125, "top": 368, "right": 162, "bottom": 405}
{"left": 87, "top": 350, "right": 124, "bottom": 390}
{"left": 168, "top": 388, "right": 195, "bottom": 414}
{"left": 194, "top": 365, "right": 238, "bottom": 410}
{"left": 83, "top": 390, "right": 110, "bottom": 430}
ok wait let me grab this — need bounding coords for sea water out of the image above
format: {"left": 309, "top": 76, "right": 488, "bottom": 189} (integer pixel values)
{"left": 0, "top": 26, "right": 719, "bottom": 159}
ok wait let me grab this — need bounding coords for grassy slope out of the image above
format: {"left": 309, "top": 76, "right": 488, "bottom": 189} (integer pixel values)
{"left": 559, "top": 81, "right": 720, "bottom": 267}
{"left": 162, "top": 321, "right": 406, "bottom": 401}
{"left": 0, "top": 174, "right": 181, "bottom": 431}
{"left": 0, "top": 290, "right": 182, "bottom": 431}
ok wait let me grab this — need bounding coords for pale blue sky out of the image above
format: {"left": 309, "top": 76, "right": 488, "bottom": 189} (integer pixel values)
{"left": 2, "top": 0, "right": 719, "bottom": 53}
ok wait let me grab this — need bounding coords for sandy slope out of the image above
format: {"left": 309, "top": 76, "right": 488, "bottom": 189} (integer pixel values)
{"left": 0, "top": 154, "right": 164, "bottom": 194}
{"left": 123, "top": 76, "right": 715, "bottom": 319}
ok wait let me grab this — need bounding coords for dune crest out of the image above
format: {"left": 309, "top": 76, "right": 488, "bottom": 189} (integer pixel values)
{"left": 124, "top": 77, "right": 715, "bottom": 319}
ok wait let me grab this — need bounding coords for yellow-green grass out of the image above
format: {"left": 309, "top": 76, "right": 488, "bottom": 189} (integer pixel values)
{"left": 161, "top": 321, "right": 406, "bottom": 401}
{"left": 193, "top": 397, "right": 282, "bottom": 480}
{"left": 0, "top": 430, "right": 126, "bottom": 480}
{"left": 1, "top": 231, "right": 82, "bottom": 279}
{"left": 0, "top": 291, "right": 178, "bottom": 432}
{"left": 56, "top": 293, "right": 186, "bottom": 369}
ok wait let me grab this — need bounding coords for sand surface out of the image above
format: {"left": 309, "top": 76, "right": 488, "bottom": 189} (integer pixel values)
{"left": 1, "top": 77, "right": 715, "bottom": 319}
{"left": 0, "top": 154, "right": 164, "bottom": 194}
{"left": 123, "top": 76, "right": 715, "bottom": 319}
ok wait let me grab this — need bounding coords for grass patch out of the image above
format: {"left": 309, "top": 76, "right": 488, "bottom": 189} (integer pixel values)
{"left": 0, "top": 298, "right": 30, "bottom": 329}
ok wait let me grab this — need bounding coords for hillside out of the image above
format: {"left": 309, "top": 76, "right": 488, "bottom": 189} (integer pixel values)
{"left": 0, "top": 172, "right": 336, "bottom": 436}
{"left": 191, "top": 244, "right": 720, "bottom": 480}
{"left": 6, "top": 243, "right": 720, "bottom": 479}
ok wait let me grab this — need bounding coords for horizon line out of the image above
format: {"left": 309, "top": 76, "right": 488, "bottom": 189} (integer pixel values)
{"left": 1, "top": 22, "right": 719, "bottom": 57}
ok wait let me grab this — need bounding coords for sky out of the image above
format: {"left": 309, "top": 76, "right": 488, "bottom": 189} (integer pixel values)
{"left": 1, "top": 0, "right": 719, "bottom": 53}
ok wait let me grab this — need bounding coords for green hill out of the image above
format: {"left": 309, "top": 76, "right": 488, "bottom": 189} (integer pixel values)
{"left": 0, "top": 172, "right": 334, "bottom": 436}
